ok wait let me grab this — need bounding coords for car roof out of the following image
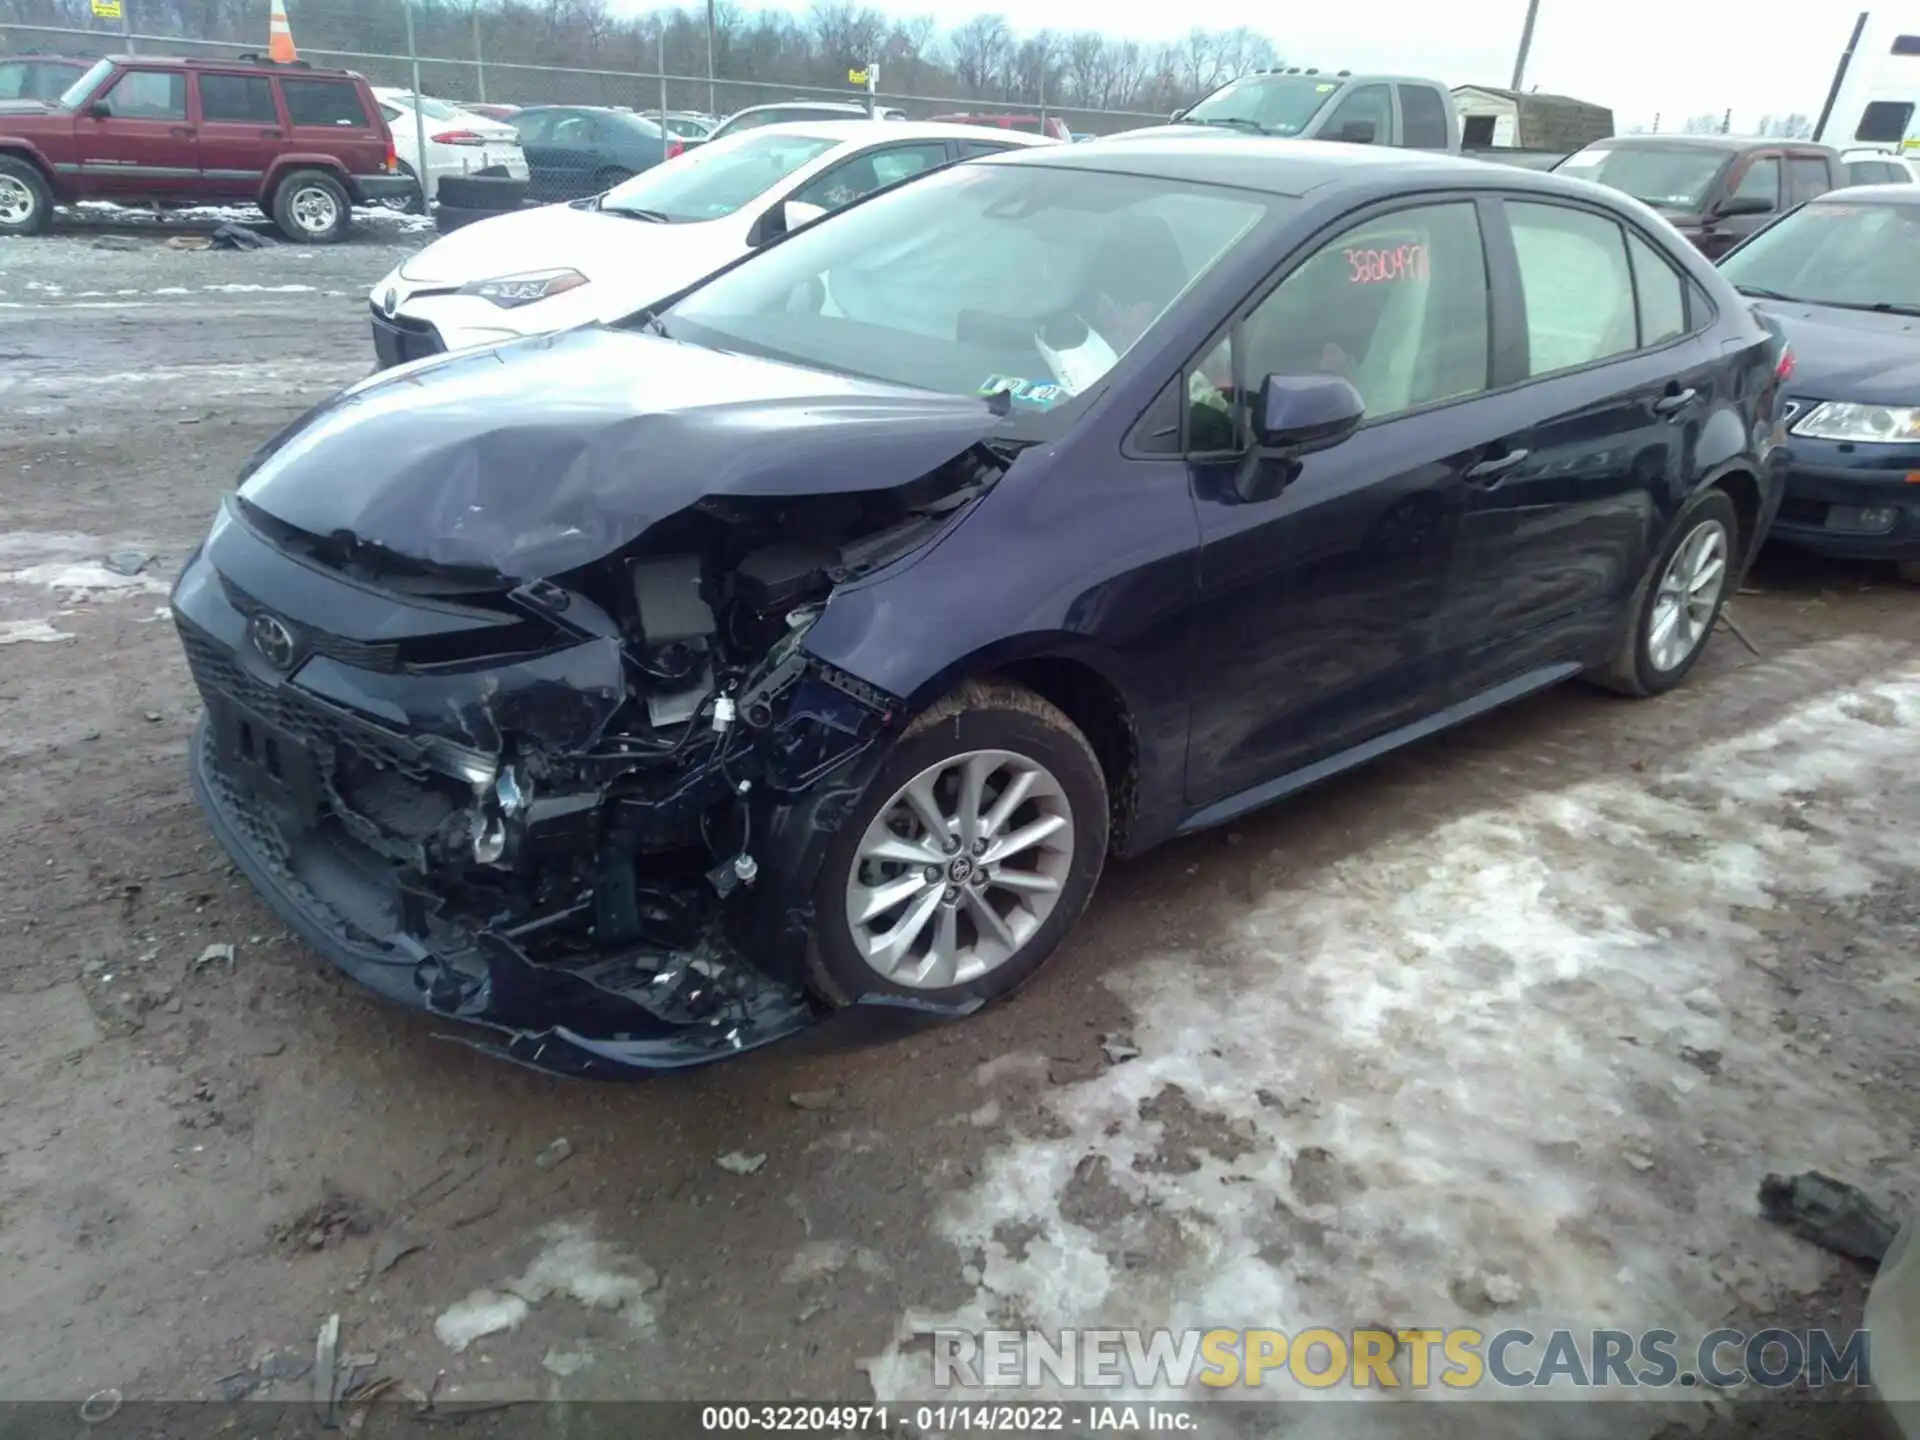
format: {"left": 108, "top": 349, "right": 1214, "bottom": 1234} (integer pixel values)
{"left": 736, "top": 119, "right": 1055, "bottom": 146}
{"left": 730, "top": 101, "right": 867, "bottom": 115}
{"left": 1582, "top": 134, "right": 1836, "bottom": 155}
{"left": 1814, "top": 181, "right": 1920, "bottom": 205}
{"left": 976, "top": 133, "right": 1568, "bottom": 196}
{"left": 90, "top": 53, "right": 364, "bottom": 77}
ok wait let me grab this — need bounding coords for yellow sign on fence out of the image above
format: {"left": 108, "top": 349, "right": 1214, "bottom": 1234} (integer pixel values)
{"left": 847, "top": 68, "right": 868, "bottom": 85}
{"left": 91, "top": 0, "right": 122, "bottom": 18}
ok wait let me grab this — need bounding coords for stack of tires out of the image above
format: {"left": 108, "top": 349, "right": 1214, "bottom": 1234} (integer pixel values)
{"left": 435, "top": 172, "right": 529, "bottom": 234}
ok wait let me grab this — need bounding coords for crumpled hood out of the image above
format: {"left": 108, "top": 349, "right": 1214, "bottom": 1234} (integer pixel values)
{"left": 235, "top": 325, "right": 1003, "bottom": 580}
{"left": 396, "top": 202, "right": 722, "bottom": 301}
{"left": 1756, "top": 298, "right": 1920, "bottom": 405}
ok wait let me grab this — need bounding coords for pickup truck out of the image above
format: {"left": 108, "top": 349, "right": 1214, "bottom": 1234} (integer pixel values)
{"left": 1110, "top": 69, "right": 1461, "bottom": 150}
{"left": 1557, "top": 134, "right": 1843, "bottom": 258}
{"left": 0, "top": 53, "right": 414, "bottom": 241}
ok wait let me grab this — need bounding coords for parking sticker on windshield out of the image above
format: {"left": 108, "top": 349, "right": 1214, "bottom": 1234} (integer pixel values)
{"left": 978, "top": 376, "right": 1067, "bottom": 408}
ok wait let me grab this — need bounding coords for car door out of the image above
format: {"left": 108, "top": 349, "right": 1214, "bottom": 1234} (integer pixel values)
{"left": 193, "top": 71, "right": 283, "bottom": 199}
{"left": 1441, "top": 197, "right": 1717, "bottom": 700}
{"left": 73, "top": 66, "right": 198, "bottom": 195}
{"left": 1181, "top": 198, "right": 1498, "bottom": 810}
{"left": 542, "top": 110, "right": 602, "bottom": 197}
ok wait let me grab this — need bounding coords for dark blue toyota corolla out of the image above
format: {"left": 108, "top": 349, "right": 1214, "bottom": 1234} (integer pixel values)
{"left": 1717, "top": 184, "right": 1920, "bottom": 564}
{"left": 170, "top": 138, "right": 1791, "bottom": 1077}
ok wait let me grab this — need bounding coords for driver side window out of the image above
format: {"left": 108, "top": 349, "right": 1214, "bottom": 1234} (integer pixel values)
{"left": 1322, "top": 83, "right": 1390, "bottom": 144}
{"left": 1732, "top": 157, "right": 1780, "bottom": 208}
{"left": 1186, "top": 201, "right": 1490, "bottom": 452}
{"left": 794, "top": 142, "right": 950, "bottom": 212}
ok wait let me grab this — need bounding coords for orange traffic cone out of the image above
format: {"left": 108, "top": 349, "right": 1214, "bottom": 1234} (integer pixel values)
{"left": 268, "top": 0, "right": 298, "bottom": 62}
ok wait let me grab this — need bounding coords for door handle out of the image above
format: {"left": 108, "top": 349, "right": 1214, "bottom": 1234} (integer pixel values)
{"left": 169, "top": 125, "right": 196, "bottom": 138}
{"left": 260, "top": 128, "right": 284, "bottom": 139}
{"left": 1464, "top": 448, "right": 1529, "bottom": 483}
{"left": 1653, "top": 387, "right": 1697, "bottom": 417}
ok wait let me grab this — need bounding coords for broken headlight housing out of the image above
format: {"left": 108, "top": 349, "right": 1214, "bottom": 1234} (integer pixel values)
{"left": 459, "top": 269, "right": 590, "bottom": 309}
{"left": 1791, "top": 402, "right": 1920, "bottom": 444}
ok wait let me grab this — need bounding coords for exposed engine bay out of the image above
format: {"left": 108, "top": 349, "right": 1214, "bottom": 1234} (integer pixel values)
{"left": 177, "top": 439, "right": 1009, "bottom": 1077}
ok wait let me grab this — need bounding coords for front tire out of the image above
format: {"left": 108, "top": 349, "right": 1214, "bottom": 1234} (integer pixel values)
{"left": 0, "top": 157, "right": 53, "bottom": 238}
{"left": 270, "top": 168, "right": 351, "bottom": 243}
{"left": 807, "top": 681, "right": 1108, "bottom": 1009}
{"left": 1590, "top": 488, "right": 1739, "bottom": 697}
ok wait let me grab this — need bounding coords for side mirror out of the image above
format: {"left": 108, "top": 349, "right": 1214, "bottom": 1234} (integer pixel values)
{"left": 1254, "top": 373, "right": 1365, "bottom": 452}
{"left": 87, "top": 98, "right": 112, "bottom": 119}
{"left": 782, "top": 199, "right": 827, "bottom": 231}
{"left": 1337, "top": 119, "right": 1376, "bottom": 145}
{"left": 1714, "top": 194, "right": 1774, "bottom": 218}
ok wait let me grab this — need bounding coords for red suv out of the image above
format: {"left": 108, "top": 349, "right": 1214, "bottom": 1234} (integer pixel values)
{"left": 0, "top": 54, "right": 413, "bottom": 242}
{"left": 925, "top": 111, "right": 1071, "bottom": 142}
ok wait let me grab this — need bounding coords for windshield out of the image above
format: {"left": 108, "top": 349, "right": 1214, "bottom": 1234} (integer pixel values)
{"left": 1720, "top": 200, "right": 1920, "bottom": 310}
{"left": 660, "top": 161, "right": 1271, "bottom": 430}
{"left": 57, "top": 57, "right": 113, "bottom": 110}
{"left": 603, "top": 130, "right": 840, "bottom": 220}
{"left": 1185, "top": 73, "right": 1341, "bottom": 136}
{"left": 1556, "top": 144, "right": 1729, "bottom": 211}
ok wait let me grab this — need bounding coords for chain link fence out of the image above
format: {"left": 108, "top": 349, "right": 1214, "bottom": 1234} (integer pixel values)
{"left": 0, "top": 5, "right": 1171, "bottom": 135}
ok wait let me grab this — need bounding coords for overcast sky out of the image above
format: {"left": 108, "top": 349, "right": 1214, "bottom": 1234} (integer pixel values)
{"left": 718, "top": 0, "right": 1869, "bottom": 128}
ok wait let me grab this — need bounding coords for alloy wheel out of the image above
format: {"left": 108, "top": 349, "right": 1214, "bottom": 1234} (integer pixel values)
{"left": 0, "top": 175, "right": 36, "bottom": 226}
{"left": 290, "top": 184, "right": 340, "bottom": 235}
{"left": 1647, "top": 517, "right": 1728, "bottom": 673}
{"left": 844, "top": 748, "right": 1075, "bottom": 989}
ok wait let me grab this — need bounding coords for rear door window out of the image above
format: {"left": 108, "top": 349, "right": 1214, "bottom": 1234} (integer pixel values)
{"left": 1398, "top": 85, "right": 1451, "bottom": 149}
{"left": 1786, "top": 155, "right": 1832, "bottom": 205}
{"left": 1731, "top": 156, "right": 1780, "bottom": 209}
{"left": 199, "top": 73, "right": 278, "bottom": 124}
{"left": 1507, "top": 201, "right": 1637, "bottom": 375}
{"left": 1625, "top": 231, "right": 1688, "bottom": 346}
{"left": 104, "top": 69, "right": 187, "bottom": 121}
{"left": 281, "top": 78, "right": 370, "bottom": 128}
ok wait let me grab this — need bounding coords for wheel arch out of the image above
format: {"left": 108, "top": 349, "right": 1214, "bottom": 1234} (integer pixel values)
{"left": 0, "top": 142, "right": 57, "bottom": 192}
{"left": 257, "top": 156, "right": 351, "bottom": 208}
{"left": 1702, "top": 463, "right": 1764, "bottom": 574}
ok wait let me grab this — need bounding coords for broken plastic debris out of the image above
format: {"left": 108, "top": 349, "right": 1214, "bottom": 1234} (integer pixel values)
{"left": 533, "top": 1136, "right": 573, "bottom": 1171}
{"left": 371, "top": 1230, "right": 424, "bottom": 1275}
{"left": 192, "top": 943, "right": 236, "bottom": 973}
{"left": 1759, "top": 1170, "right": 1900, "bottom": 1265}
{"left": 103, "top": 549, "right": 152, "bottom": 577}
{"left": 1099, "top": 1033, "right": 1140, "bottom": 1065}
{"left": 716, "top": 1150, "right": 767, "bottom": 1175}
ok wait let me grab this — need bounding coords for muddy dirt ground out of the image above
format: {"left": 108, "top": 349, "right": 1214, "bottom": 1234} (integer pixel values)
{"left": 1, "top": 220, "right": 1916, "bottom": 1437}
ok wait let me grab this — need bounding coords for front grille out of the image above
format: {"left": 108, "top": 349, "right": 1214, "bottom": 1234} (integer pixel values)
{"left": 179, "top": 620, "right": 429, "bottom": 781}
{"left": 369, "top": 306, "right": 446, "bottom": 369}
{"left": 220, "top": 575, "right": 400, "bottom": 673}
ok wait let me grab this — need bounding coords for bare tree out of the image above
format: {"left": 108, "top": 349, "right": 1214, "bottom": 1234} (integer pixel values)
{"left": 945, "top": 12, "right": 1013, "bottom": 97}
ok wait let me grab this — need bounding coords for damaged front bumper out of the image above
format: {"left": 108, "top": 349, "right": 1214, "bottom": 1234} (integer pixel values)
{"left": 171, "top": 504, "right": 969, "bottom": 1078}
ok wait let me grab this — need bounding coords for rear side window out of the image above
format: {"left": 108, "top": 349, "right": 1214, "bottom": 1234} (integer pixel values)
{"left": 105, "top": 69, "right": 187, "bottom": 121}
{"left": 1508, "top": 202, "right": 1636, "bottom": 375}
{"left": 1399, "top": 85, "right": 1450, "bottom": 149}
{"left": 281, "top": 78, "right": 369, "bottom": 128}
{"left": 1732, "top": 156, "right": 1780, "bottom": 208}
{"left": 199, "top": 73, "right": 277, "bottom": 124}
{"left": 1625, "top": 231, "right": 1687, "bottom": 346}
{"left": 1786, "top": 155, "right": 1832, "bottom": 205}
{"left": 1856, "top": 101, "right": 1913, "bottom": 144}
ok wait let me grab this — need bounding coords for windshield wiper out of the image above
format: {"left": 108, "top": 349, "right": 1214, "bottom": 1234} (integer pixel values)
{"left": 1734, "top": 285, "right": 1798, "bottom": 301}
{"left": 602, "top": 206, "right": 669, "bottom": 222}
{"left": 1816, "top": 299, "right": 1920, "bottom": 317}
{"left": 1190, "top": 116, "right": 1268, "bottom": 134}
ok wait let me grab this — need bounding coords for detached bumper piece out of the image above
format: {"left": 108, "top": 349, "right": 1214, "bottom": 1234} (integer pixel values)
{"left": 369, "top": 305, "right": 446, "bottom": 370}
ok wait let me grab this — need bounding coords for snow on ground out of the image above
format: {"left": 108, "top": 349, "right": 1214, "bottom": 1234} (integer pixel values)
{"left": 861, "top": 641, "right": 1920, "bottom": 1431}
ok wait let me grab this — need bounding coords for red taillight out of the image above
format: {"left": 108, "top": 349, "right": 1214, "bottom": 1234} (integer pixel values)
{"left": 667, "top": 138, "right": 684, "bottom": 159}
{"left": 430, "top": 129, "right": 488, "bottom": 146}
{"left": 1776, "top": 344, "right": 1795, "bottom": 384}
{"left": 384, "top": 140, "right": 398, "bottom": 172}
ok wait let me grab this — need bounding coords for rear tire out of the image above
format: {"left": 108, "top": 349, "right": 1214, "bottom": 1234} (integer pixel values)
{"left": 270, "top": 168, "right": 351, "bottom": 244}
{"left": 806, "top": 681, "right": 1108, "bottom": 1010}
{"left": 1589, "top": 488, "right": 1739, "bottom": 697}
{"left": 0, "top": 156, "right": 53, "bottom": 238}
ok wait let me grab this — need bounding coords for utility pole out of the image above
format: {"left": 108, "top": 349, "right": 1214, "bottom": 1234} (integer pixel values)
{"left": 1509, "top": 0, "right": 1540, "bottom": 92}
{"left": 472, "top": 6, "right": 486, "bottom": 102}
{"left": 705, "top": 0, "right": 716, "bottom": 116}
{"left": 658, "top": 28, "right": 670, "bottom": 163}
{"left": 404, "top": 0, "right": 428, "bottom": 207}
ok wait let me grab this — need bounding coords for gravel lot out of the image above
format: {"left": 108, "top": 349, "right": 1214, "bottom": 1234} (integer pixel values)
{"left": 1, "top": 218, "right": 1916, "bottom": 1434}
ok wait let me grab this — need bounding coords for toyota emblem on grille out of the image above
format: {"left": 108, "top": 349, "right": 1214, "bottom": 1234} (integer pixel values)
{"left": 249, "top": 613, "right": 297, "bottom": 671}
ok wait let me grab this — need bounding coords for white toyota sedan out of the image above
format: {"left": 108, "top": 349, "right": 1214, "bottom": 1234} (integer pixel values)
{"left": 366, "top": 120, "right": 1053, "bottom": 367}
